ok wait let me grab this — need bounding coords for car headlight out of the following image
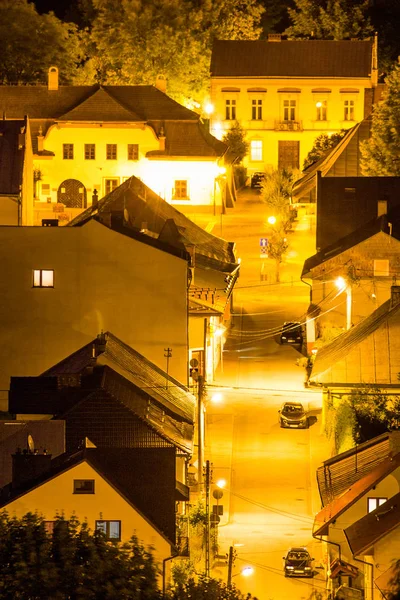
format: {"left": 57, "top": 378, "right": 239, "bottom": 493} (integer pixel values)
{"left": 305, "top": 567, "right": 311, "bottom": 570}
{"left": 286, "top": 566, "right": 294, "bottom": 570}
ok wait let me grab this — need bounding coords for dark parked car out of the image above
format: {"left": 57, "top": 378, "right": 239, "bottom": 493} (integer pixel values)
{"left": 280, "top": 321, "right": 303, "bottom": 345}
{"left": 279, "top": 401, "right": 308, "bottom": 428}
{"left": 283, "top": 548, "right": 314, "bottom": 577}
{"left": 250, "top": 172, "right": 265, "bottom": 189}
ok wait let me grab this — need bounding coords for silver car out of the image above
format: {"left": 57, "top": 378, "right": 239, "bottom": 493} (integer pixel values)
{"left": 279, "top": 401, "right": 308, "bottom": 429}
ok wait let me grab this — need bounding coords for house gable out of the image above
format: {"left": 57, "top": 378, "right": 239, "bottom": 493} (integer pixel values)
{"left": 58, "top": 87, "right": 143, "bottom": 122}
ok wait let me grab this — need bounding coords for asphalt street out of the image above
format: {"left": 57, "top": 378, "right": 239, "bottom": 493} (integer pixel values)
{"left": 201, "top": 188, "right": 332, "bottom": 600}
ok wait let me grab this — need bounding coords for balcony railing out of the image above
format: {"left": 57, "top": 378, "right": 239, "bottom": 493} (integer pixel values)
{"left": 275, "top": 120, "right": 303, "bottom": 131}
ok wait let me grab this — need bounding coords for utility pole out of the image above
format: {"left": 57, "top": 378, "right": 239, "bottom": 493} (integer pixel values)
{"left": 164, "top": 347, "right": 172, "bottom": 389}
{"left": 227, "top": 545, "right": 236, "bottom": 587}
{"left": 204, "top": 459, "right": 212, "bottom": 577}
{"left": 198, "top": 375, "right": 205, "bottom": 488}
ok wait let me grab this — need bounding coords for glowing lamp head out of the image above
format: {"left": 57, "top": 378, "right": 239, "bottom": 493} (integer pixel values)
{"left": 316, "top": 101, "right": 322, "bottom": 108}
{"left": 218, "top": 166, "right": 227, "bottom": 176}
{"left": 335, "top": 276, "right": 346, "bottom": 291}
{"left": 216, "top": 479, "right": 226, "bottom": 489}
{"left": 267, "top": 216, "right": 277, "bottom": 225}
{"left": 204, "top": 102, "right": 214, "bottom": 115}
{"left": 241, "top": 567, "right": 254, "bottom": 577}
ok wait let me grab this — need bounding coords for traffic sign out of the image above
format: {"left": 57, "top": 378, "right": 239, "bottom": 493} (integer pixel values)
{"left": 260, "top": 237, "right": 268, "bottom": 247}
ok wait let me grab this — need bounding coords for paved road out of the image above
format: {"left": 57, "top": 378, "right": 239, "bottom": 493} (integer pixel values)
{"left": 201, "top": 189, "right": 331, "bottom": 599}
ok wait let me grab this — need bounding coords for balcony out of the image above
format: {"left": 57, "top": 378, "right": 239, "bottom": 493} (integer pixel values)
{"left": 275, "top": 120, "right": 303, "bottom": 132}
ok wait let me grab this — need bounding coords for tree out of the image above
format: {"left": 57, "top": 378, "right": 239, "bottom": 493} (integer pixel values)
{"left": 285, "top": 0, "right": 373, "bottom": 40}
{"left": 169, "top": 573, "right": 258, "bottom": 600}
{"left": 303, "top": 130, "right": 347, "bottom": 170}
{"left": 0, "top": 512, "right": 161, "bottom": 599}
{"left": 87, "top": 0, "right": 264, "bottom": 105}
{"left": 267, "top": 229, "right": 289, "bottom": 283}
{"left": 260, "top": 167, "right": 299, "bottom": 232}
{"left": 222, "top": 121, "right": 249, "bottom": 163}
{"left": 360, "top": 65, "right": 400, "bottom": 176}
{"left": 0, "top": 0, "right": 85, "bottom": 85}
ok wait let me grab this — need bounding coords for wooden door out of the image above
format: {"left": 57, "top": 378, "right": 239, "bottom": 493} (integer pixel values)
{"left": 278, "top": 141, "right": 300, "bottom": 170}
{"left": 57, "top": 179, "right": 87, "bottom": 208}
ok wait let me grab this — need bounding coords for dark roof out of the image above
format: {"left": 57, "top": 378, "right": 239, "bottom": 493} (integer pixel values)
{"left": 0, "top": 84, "right": 197, "bottom": 122}
{"left": 310, "top": 296, "right": 400, "bottom": 380}
{"left": 314, "top": 452, "right": 400, "bottom": 536}
{"left": 344, "top": 492, "right": 400, "bottom": 555}
{"left": 317, "top": 432, "right": 400, "bottom": 506}
{"left": 211, "top": 39, "right": 374, "bottom": 78}
{"left": 146, "top": 121, "right": 226, "bottom": 158}
{"left": 0, "top": 447, "right": 177, "bottom": 545}
{"left": 0, "top": 119, "right": 26, "bottom": 194}
{"left": 44, "top": 332, "right": 196, "bottom": 423}
{"left": 302, "top": 213, "right": 400, "bottom": 276}
{"left": 69, "top": 176, "right": 238, "bottom": 272}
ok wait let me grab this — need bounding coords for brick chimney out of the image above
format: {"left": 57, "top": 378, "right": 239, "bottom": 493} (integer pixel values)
{"left": 12, "top": 450, "right": 52, "bottom": 488}
{"left": 155, "top": 74, "right": 167, "bottom": 93}
{"left": 48, "top": 66, "right": 59, "bottom": 91}
{"left": 268, "top": 34, "right": 282, "bottom": 42}
{"left": 390, "top": 285, "right": 400, "bottom": 309}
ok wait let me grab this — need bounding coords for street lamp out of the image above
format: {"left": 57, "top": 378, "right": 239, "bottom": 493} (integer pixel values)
{"left": 267, "top": 215, "right": 277, "bottom": 225}
{"left": 335, "top": 276, "right": 352, "bottom": 330}
{"left": 204, "top": 102, "right": 214, "bottom": 115}
{"left": 227, "top": 545, "right": 254, "bottom": 587}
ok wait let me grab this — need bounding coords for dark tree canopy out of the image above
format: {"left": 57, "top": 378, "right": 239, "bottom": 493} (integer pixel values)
{"left": 303, "top": 131, "right": 347, "bottom": 170}
{"left": 222, "top": 121, "right": 249, "bottom": 163}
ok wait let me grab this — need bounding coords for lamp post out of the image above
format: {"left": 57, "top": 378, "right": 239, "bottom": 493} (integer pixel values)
{"left": 227, "top": 546, "right": 254, "bottom": 587}
{"left": 335, "top": 276, "right": 352, "bottom": 330}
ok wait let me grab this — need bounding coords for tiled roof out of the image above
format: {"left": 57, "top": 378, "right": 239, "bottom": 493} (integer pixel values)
{"left": 0, "top": 84, "right": 196, "bottom": 121}
{"left": 317, "top": 432, "right": 400, "bottom": 506}
{"left": 44, "top": 332, "right": 196, "bottom": 425}
{"left": 310, "top": 297, "right": 400, "bottom": 380}
{"left": 302, "top": 214, "right": 400, "bottom": 276}
{"left": 313, "top": 452, "right": 400, "bottom": 536}
{"left": 344, "top": 492, "right": 400, "bottom": 555}
{"left": 0, "top": 447, "right": 177, "bottom": 545}
{"left": 0, "top": 119, "right": 26, "bottom": 194}
{"left": 146, "top": 121, "right": 226, "bottom": 157}
{"left": 58, "top": 87, "right": 143, "bottom": 122}
{"left": 69, "top": 176, "right": 238, "bottom": 272}
{"left": 211, "top": 39, "right": 374, "bottom": 78}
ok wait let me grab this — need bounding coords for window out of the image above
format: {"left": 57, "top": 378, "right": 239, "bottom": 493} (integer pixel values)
{"left": 85, "top": 144, "right": 95, "bottom": 160}
{"left": 104, "top": 178, "right": 119, "bottom": 195}
{"left": 283, "top": 100, "right": 296, "bottom": 121}
{"left": 250, "top": 140, "right": 263, "bottom": 162}
{"left": 225, "top": 99, "right": 236, "bottom": 120}
{"left": 252, "top": 99, "right": 262, "bottom": 120}
{"left": 63, "top": 144, "right": 74, "bottom": 160}
{"left": 374, "top": 260, "right": 389, "bottom": 277}
{"left": 128, "top": 144, "right": 139, "bottom": 161}
{"left": 173, "top": 180, "right": 188, "bottom": 200}
{"left": 368, "top": 497, "right": 387, "bottom": 513}
{"left": 33, "top": 269, "right": 54, "bottom": 288}
{"left": 316, "top": 100, "right": 327, "bottom": 121}
{"left": 344, "top": 99, "right": 355, "bottom": 121}
{"left": 106, "top": 144, "right": 117, "bottom": 160}
{"left": 96, "top": 520, "right": 121, "bottom": 540}
{"left": 73, "top": 479, "right": 95, "bottom": 494}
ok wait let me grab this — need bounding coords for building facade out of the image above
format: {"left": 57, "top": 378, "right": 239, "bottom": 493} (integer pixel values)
{"left": 210, "top": 37, "right": 378, "bottom": 174}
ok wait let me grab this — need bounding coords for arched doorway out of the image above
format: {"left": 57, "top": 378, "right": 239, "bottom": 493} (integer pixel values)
{"left": 57, "top": 179, "right": 87, "bottom": 209}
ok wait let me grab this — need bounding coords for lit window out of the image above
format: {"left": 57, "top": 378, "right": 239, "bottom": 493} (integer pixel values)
{"left": 104, "top": 178, "right": 119, "bottom": 195}
{"left": 44, "top": 521, "right": 55, "bottom": 535}
{"left": 85, "top": 144, "right": 95, "bottom": 160}
{"left": 173, "top": 180, "right": 188, "bottom": 200}
{"left": 106, "top": 144, "right": 117, "bottom": 160}
{"left": 63, "top": 144, "right": 74, "bottom": 160}
{"left": 316, "top": 100, "right": 327, "bottom": 121}
{"left": 283, "top": 100, "right": 296, "bottom": 121}
{"left": 33, "top": 269, "right": 54, "bottom": 288}
{"left": 344, "top": 100, "right": 355, "bottom": 121}
{"left": 128, "top": 144, "right": 139, "bottom": 161}
{"left": 374, "top": 260, "right": 389, "bottom": 277}
{"left": 73, "top": 479, "right": 95, "bottom": 494}
{"left": 368, "top": 497, "right": 387, "bottom": 513}
{"left": 96, "top": 520, "right": 121, "bottom": 541}
{"left": 250, "top": 140, "right": 263, "bottom": 161}
{"left": 225, "top": 99, "right": 236, "bottom": 120}
{"left": 252, "top": 99, "right": 262, "bottom": 120}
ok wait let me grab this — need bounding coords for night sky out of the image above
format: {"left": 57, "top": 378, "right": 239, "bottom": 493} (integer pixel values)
{"left": 33, "top": 0, "right": 71, "bottom": 18}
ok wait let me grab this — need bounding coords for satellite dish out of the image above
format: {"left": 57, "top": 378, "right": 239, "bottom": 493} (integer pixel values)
{"left": 27, "top": 434, "right": 35, "bottom": 453}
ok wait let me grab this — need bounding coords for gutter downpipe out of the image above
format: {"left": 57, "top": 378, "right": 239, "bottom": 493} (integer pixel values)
{"left": 163, "top": 553, "right": 177, "bottom": 598}
{"left": 313, "top": 534, "right": 341, "bottom": 597}
{"left": 353, "top": 556, "right": 375, "bottom": 600}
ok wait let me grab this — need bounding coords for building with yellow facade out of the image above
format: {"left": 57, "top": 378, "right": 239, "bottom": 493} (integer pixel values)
{"left": 0, "top": 68, "right": 228, "bottom": 225}
{"left": 210, "top": 36, "right": 378, "bottom": 175}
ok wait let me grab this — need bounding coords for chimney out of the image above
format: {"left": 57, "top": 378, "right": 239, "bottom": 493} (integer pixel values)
{"left": 155, "top": 74, "right": 167, "bottom": 93}
{"left": 92, "top": 189, "right": 99, "bottom": 210}
{"left": 12, "top": 449, "right": 52, "bottom": 489}
{"left": 158, "top": 125, "right": 166, "bottom": 151}
{"left": 48, "top": 66, "right": 59, "bottom": 91}
{"left": 268, "top": 33, "right": 282, "bottom": 42}
{"left": 37, "top": 125, "right": 44, "bottom": 152}
{"left": 390, "top": 286, "right": 400, "bottom": 309}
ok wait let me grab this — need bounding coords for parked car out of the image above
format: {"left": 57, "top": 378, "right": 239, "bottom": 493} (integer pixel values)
{"left": 283, "top": 547, "right": 314, "bottom": 577}
{"left": 280, "top": 321, "right": 303, "bottom": 345}
{"left": 250, "top": 172, "right": 265, "bottom": 189}
{"left": 279, "top": 401, "right": 308, "bottom": 428}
